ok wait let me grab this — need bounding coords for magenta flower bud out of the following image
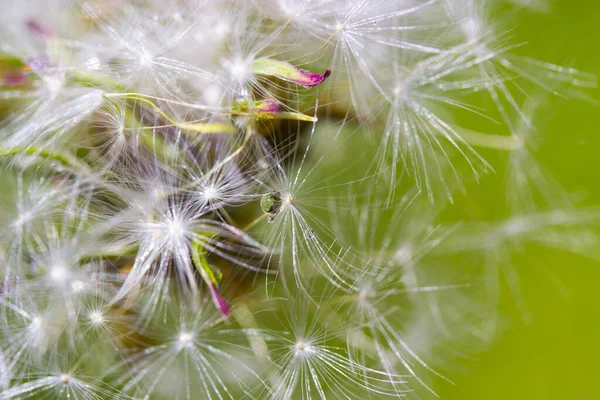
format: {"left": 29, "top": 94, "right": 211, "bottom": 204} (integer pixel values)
{"left": 291, "top": 68, "right": 331, "bottom": 88}
{"left": 256, "top": 98, "right": 281, "bottom": 113}
{"left": 25, "top": 18, "right": 51, "bottom": 37}
{"left": 252, "top": 58, "right": 331, "bottom": 88}
{"left": 3, "top": 72, "right": 28, "bottom": 86}
{"left": 209, "top": 283, "right": 231, "bottom": 317}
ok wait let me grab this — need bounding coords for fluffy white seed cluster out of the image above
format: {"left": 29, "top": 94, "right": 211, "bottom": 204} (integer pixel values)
{"left": 0, "top": 0, "right": 597, "bottom": 399}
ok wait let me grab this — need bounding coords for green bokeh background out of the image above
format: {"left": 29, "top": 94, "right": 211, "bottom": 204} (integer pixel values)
{"left": 431, "top": 3, "right": 600, "bottom": 399}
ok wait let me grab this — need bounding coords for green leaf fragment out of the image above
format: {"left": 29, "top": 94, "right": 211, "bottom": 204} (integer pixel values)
{"left": 191, "top": 239, "right": 223, "bottom": 287}
{"left": 102, "top": 93, "right": 237, "bottom": 134}
{"left": 232, "top": 99, "right": 317, "bottom": 122}
{"left": 191, "top": 239, "right": 230, "bottom": 316}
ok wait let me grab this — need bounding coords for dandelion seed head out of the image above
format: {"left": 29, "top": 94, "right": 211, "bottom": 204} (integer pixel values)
{"left": 202, "top": 185, "right": 219, "bottom": 202}
{"left": 28, "top": 315, "right": 47, "bottom": 341}
{"left": 461, "top": 17, "right": 483, "bottom": 41}
{"left": 215, "top": 20, "right": 230, "bottom": 38}
{"left": 225, "top": 57, "right": 250, "bottom": 84}
{"left": 178, "top": 332, "right": 193, "bottom": 345}
{"left": 394, "top": 245, "right": 414, "bottom": 265}
{"left": 12, "top": 214, "right": 28, "bottom": 229}
{"left": 149, "top": 213, "right": 189, "bottom": 244}
{"left": 31, "top": 316, "right": 43, "bottom": 329}
{"left": 294, "top": 340, "right": 314, "bottom": 356}
{"left": 139, "top": 51, "right": 154, "bottom": 67}
{"left": 358, "top": 285, "right": 372, "bottom": 302}
{"left": 166, "top": 218, "right": 187, "bottom": 241}
{"left": 41, "top": 74, "right": 65, "bottom": 96}
{"left": 49, "top": 263, "right": 70, "bottom": 283}
{"left": 0, "top": 1, "right": 592, "bottom": 397}
{"left": 502, "top": 218, "right": 529, "bottom": 236}
{"left": 88, "top": 310, "right": 105, "bottom": 325}
{"left": 71, "top": 280, "right": 86, "bottom": 292}
{"left": 84, "top": 55, "right": 101, "bottom": 70}
{"left": 393, "top": 85, "right": 404, "bottom": 97}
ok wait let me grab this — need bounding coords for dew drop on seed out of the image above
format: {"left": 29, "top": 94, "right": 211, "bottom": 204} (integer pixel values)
{"left": 257, "top": 159, "right": 270, "bottom": 170}
{"left": 261, "top": 191, "right": 282, "bottom": 216}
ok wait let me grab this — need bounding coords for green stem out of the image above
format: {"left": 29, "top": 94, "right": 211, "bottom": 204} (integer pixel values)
{"left": 458, "top": 129, "right": 522, "bottom": 150}
{"left": 160, "top": 122, "right": 256, "bottom": 198}
{"left": 232, "top": 302, "right": 281, "bottom": 387}
{"left": 103, "top": 93, "right": 235, "bottom": 134}
{"left": 0, "top": 146, "right": 86, "bottom": 170}
{"left": 73, "top": 69, "right": 129, "bottom": 93}
{"left": 122, "top": 107, "right": 186, "bottom": 163}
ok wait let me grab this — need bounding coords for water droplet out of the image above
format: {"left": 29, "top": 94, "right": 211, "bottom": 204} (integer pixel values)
{"left": 261, "top": 191, "right": 282, "bottom": 216}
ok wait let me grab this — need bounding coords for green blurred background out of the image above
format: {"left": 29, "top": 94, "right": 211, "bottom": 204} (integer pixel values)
{"left": 431, "top": 2, "right": 600, "bottom": 399}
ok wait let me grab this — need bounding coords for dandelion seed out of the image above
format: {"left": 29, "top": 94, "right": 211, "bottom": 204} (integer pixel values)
{"left": 109, "top": 299, "right": 267, "bottom": 400}
{"left": 252, "top": 125, "right": 361, "bottom": 290}
{"left": 444, "top": 207, "right": 600, "bottom": 321}
{"left": 88, "top": 311, "right": 104, "bottom": 325}
{"left": 324, "top": 189, "right": 487, "bottom": 394}
{"left": 100, "top": 176, "right": 265, "bottom": 319}
{"left": 0, "top": 361, "right": 127, "bottom": 400}
{"left": 444, "top": 0, "right": 596, "bottom": 129}
{"left": 256, "top": 291, "right": 408, "bottom": 399}
{"left": 178, "top": 332, "right": 193, "bottom": 345}
{"left": 376, "top": 56, "right": 493, "bottom": 201}
{"left": 183, "top": 137, "right": 255, "bottom": 213}
{"left": 48, "top": 264, "right": 70, "bottom": 284}
{"left": 202, "top": 185, "right": 219, "bottom": 201}
{"left": 70, "top": 280, "right": 86, "bottom": 293}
